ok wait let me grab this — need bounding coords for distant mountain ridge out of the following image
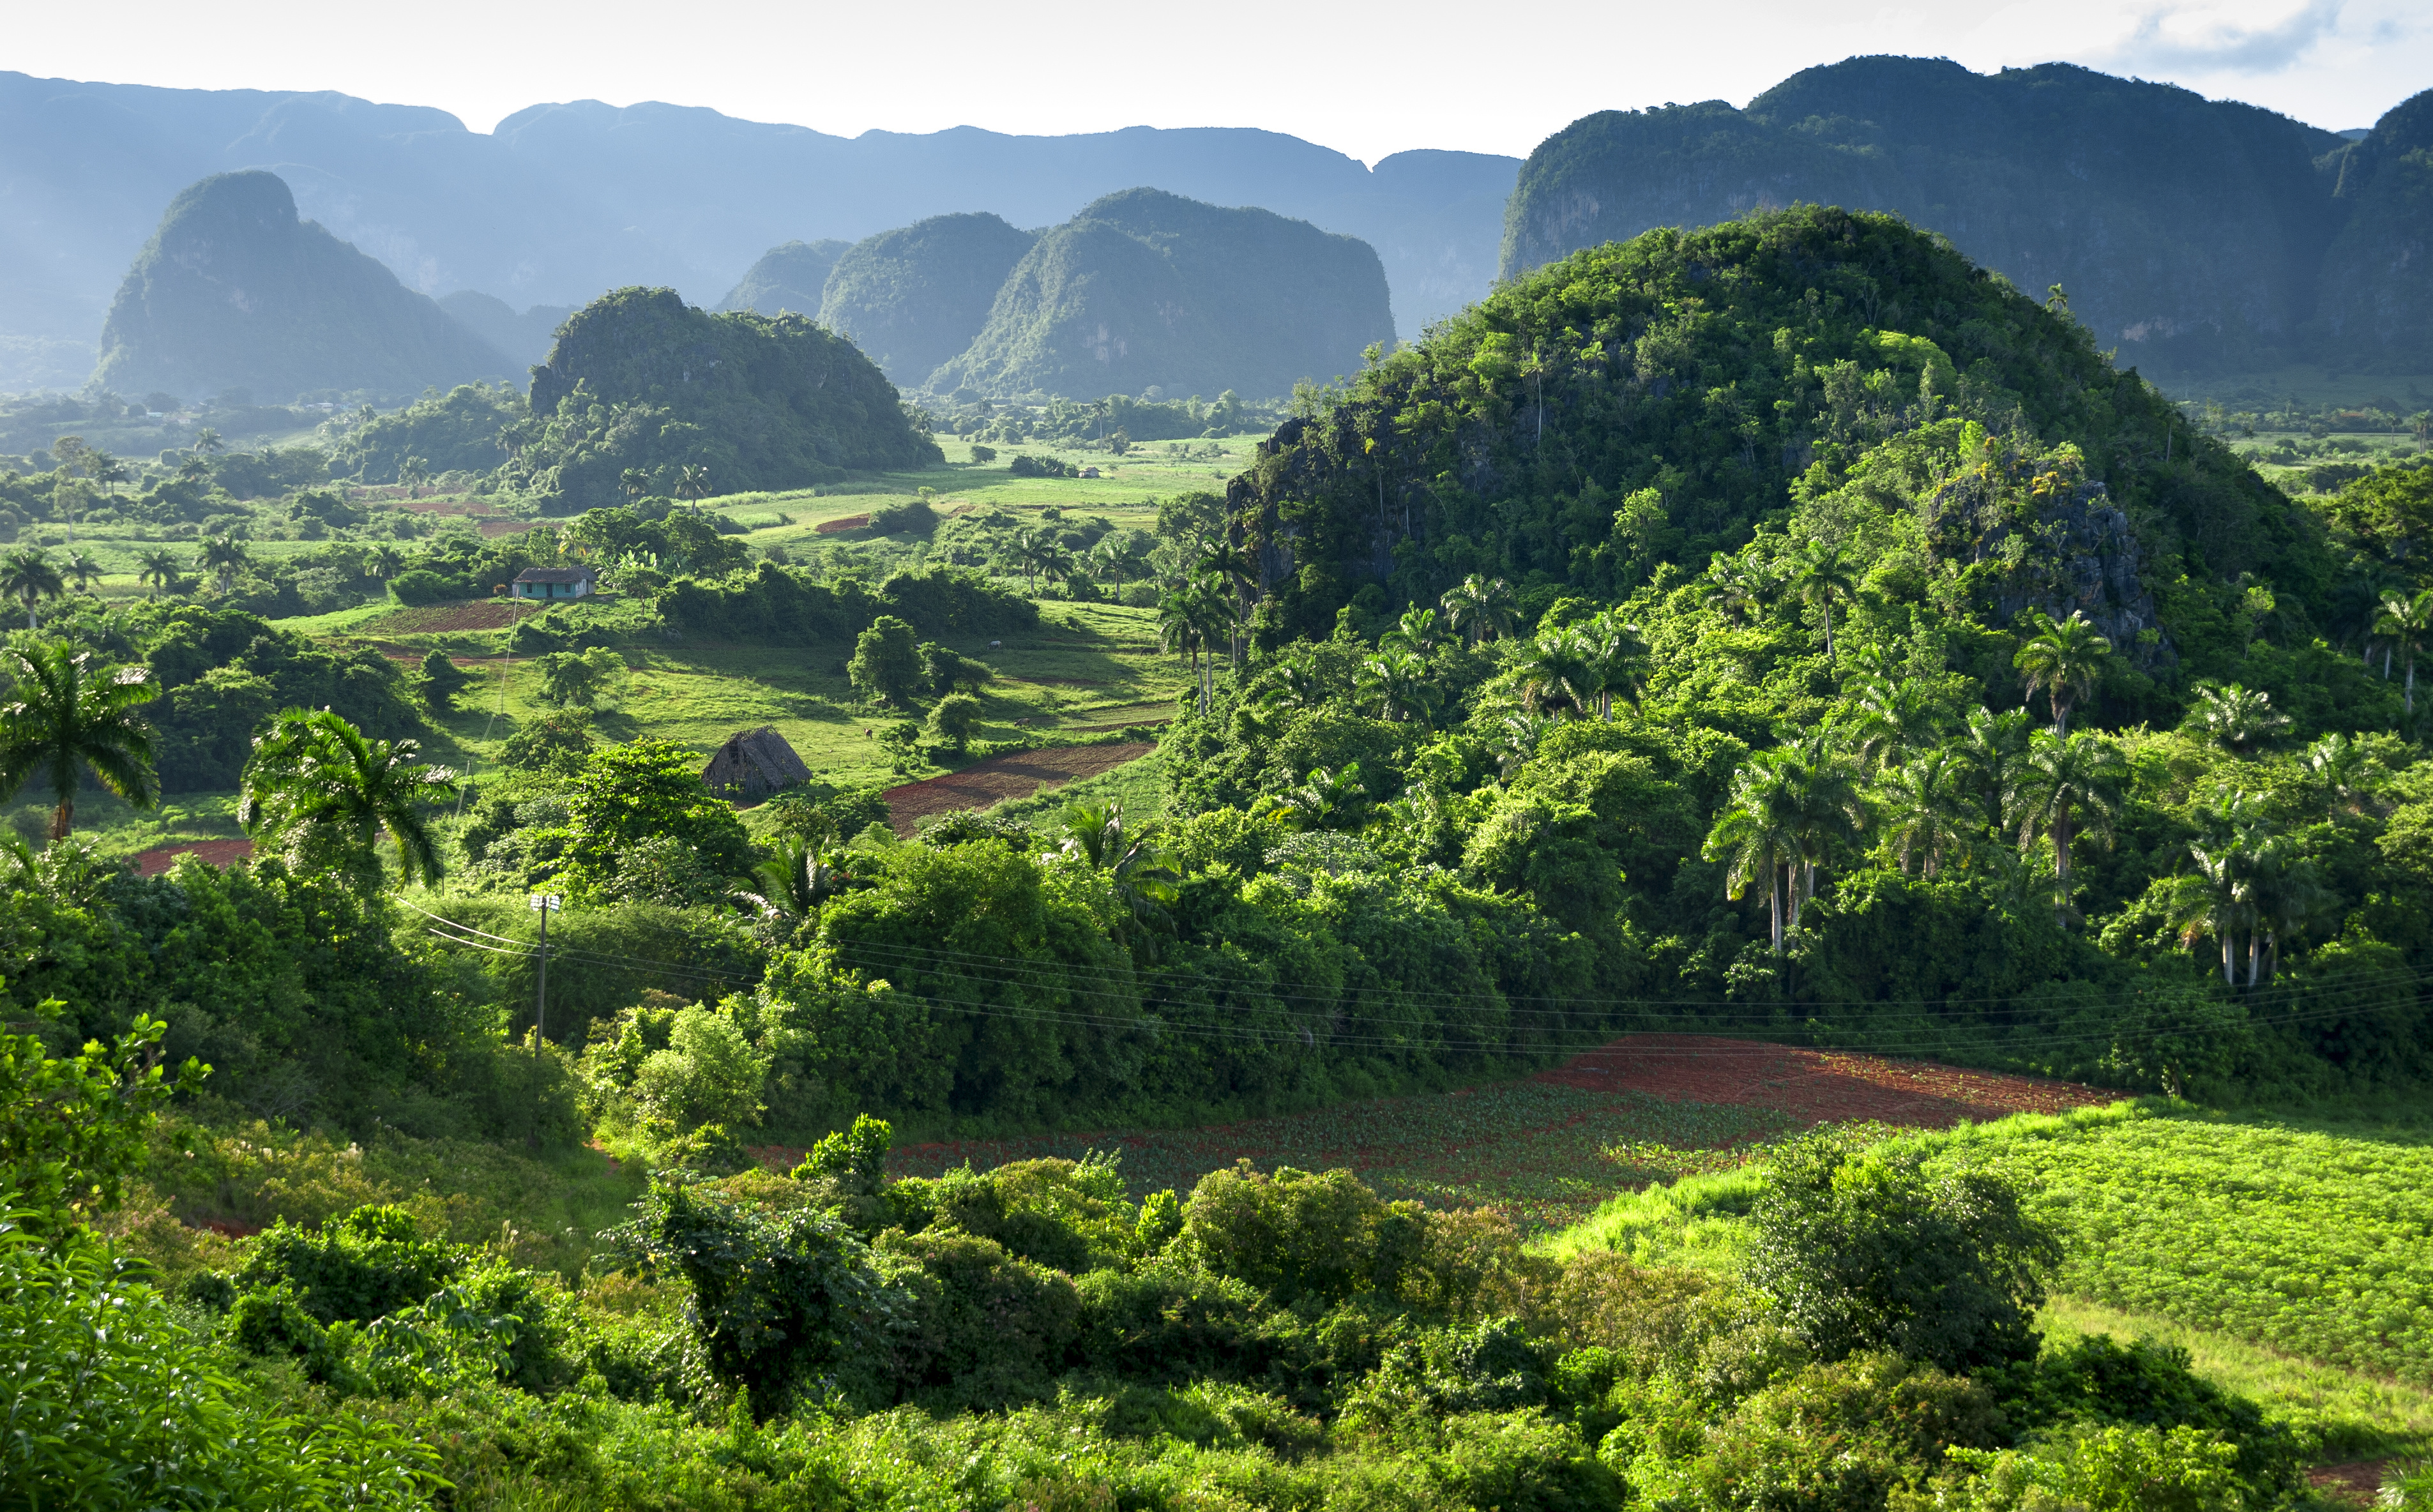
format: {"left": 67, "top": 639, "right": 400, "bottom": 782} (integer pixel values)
{"left": 933, "top": 189, "right": 1395, "bottom": 400}
{"left": 93, "top": 170, "right": 514, "bottom": 402}
{"left": 1500, "top": 58, "right": 2433, "bottom": 374}
{"left": 0, "top": 70, "right": 1520, "bottom": 389}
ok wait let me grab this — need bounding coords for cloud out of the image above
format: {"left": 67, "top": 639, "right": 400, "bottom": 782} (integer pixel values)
{"left": 2106, "top": 0, "right": 2346, "bottom": 73}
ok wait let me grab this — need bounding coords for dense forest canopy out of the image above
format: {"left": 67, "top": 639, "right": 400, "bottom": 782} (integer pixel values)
{"left": 817, "top": 215, "right": 1041, "bottom": 387}
{"left": 515, "top": 287, "right": 944, "bottom": 511}
{"left": 718, "top": 238, "right": 852, "bottom": 317}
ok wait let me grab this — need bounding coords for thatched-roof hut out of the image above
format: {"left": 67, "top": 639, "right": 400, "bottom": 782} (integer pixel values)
{"left": 701, "top": 725, "right": 812, "bottom": 801}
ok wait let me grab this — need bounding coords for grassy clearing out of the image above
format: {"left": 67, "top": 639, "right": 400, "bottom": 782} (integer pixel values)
{"left": 2040, "top": 1294, "right": 2433, "bottom": 1460}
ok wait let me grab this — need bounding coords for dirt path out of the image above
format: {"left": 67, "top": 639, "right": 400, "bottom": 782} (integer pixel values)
{"left": 881, "top": 742, "right": 1155, "bottom": 835}
{"left": 1537, "top": 1034, "right": 2116, "bottom": 1128}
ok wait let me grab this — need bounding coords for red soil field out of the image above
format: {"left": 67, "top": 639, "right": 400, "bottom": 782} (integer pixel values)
{"left": 881, "top": 742, "right": 1155, "bottom": 835}
{"left": 133, "top": 839, "right": 254, "bottom": 876}
{"left": 1537, "top": 1034, "right": 2115, "bottom": 1128}
{"left": 815, "top": 513, "right": 871, "bottom": 533}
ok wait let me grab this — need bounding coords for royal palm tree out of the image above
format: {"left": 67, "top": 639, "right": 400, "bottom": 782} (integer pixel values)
{"left": 137, "top": 548, "right": 183, "bottom": 598}
{"left": 200, "top": 536, "right": 248, "bottom": 596}
{"left": 1877, "top": 748, "right": 1977, "bottom": 877}
{"left": 1787, "top": 541, "right": 1858, "bottom": 661}
{"left": 1573, "top": 612, "right": 1650, "bottom": 718}
{"left": 1844, "top": 675, "right": 1942, "bottom": 769}
{"left": 366, "top": 543, "right": 406, "bottom": 582}
{"left": 1439, "top": 574, "right": 1516, "bottom": 645}
{"left": 397, "top": 456, "right": 429, "bottom": 498}
{"left": 1702, "top": 551, "right": 1769, "bottom": 626}
{"left": 1705, "top": 752, "right": 1801, "bottom": 953}
{"left": 1358, "top": 649, "right": 1440, "bottom": 724}
{"left": 1384, "top": 605, "right": 1441, "bottom": 654}
{"left": 61, "top": 550, "right": 102, "bottom": 594}
{"left": 2173, "top": 842, "right": 2259, "bottom": 989}
{"left": 1, "top": 550, "right": 64, "bottom": 628}
{"left": 2013, "top": 610, "right": 2112, "bottom": 734}
{"left": 2191, "top": 681, "right": 2291, "bottom": 754}
{"left": 1777, "top": 736, "right": 1866, "bottom": 927}
{"left": 2374, "top": 588, "right": 2433, "bottom": 715}
{"left": 1957, "top": 706, "right": 2035, "bottom": 828}
{"left": 239, "top": 707, "right": 459, "bottom": 890}
{"left": 1517, "top": 628, "right": 1596, "bottom": 720}
{"left": 736, "top": 833, "right": 861, "bottom": 923}
{"left": 1282, "top": 763, "right": 1367, "bottom": 832}
{"left": 2303, "top": 732, "right": 2385, "bottom": 815}
{"left": 2010, "top": 729, "right": 2128, "bottom": 925}
{"left": 0, "top": 640, "right": 158, "bottom": 841}
{"left": 677, "top": 464, "right": 711, "bottom": 507}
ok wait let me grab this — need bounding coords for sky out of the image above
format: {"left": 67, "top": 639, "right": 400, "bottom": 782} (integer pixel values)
{"left": 6, "top": 0, "right": 2423, "bottom": 162}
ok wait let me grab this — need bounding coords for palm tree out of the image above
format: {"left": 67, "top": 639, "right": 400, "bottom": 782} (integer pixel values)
{"left": 192, "top": 427, "right": 224, "bottom": 456}
{"left": 1702, "top": 551, "right": 1768, "bottom": 626}
{"left": 2374, "top": 589, "right": 2433, "bottom": 715}
{"left": 1573, "top": 612, "right": 1650, "bottom": 718}
{"left": 2303, "top": 732, "right": 2384, "bottom": 815}
{"left": 366, "top": 544, "right": 406, "bottom": 582}
{"left": 736, "top": 834, "right": 860, "bottom": 923}
{"left": 1439, "top": 574, "right": 1516, "bottom": 645}
{"left": 2191, "top": 682, "right": 2290, "bottom": 754}
{"left": 398, "top": 457, "right": 429, "bottom": 498}
{"left": 1787, "top": 541, "right": 1858, "bottom": 661}
{"left": 1357, "top": 649, "right": 1440, "bottom": 724}
{"left": 1057, "top": 799, "right": 1181, "bottom": 916}
{"left": 1777, "top": 736, "right": 1866, "bottom": 927}
{"left": 0, "top": 640, "right": 158, "bottom": 841}
{"left": 1, "top": 550, "right": 64, "bottom": 628}
{"left": 1259, "top": 649, "right": 1326, "bottom": 711}
{"left": 89, "top": 455, "right": 129, "bottom": 496}
{"left": 1384, "top": 605, "right": 1441, "bottom": 654}
{"left": 2250, "top": 841, "right": 2328, "bottom": 987}
{"left": 2173, "top": 842, "right": 2259, "bottom": 989}
{"left": 1844, "top": 675, "right": 1941, "bottom": 769}
{"left": 1957, "top": 706, "right": 2035, "bottom": 828}
{"left": 1704, "top": 753, "right": 1801, "bottom": 953}
{"left": 137, "top": 548, "right": 183, "bottom": 598}
{"left": 61, "top": 550, "right": 102, "bottom": 594}
{"left": 1876, "top": 748, "right": 1977, "bottom": 877}
{"left": 200, "top": 536, "right": 249, "bottom": 596}
{"left": 1516, "top": 628, "right": 1596, "bottom": 720}
{"left": 2013, "top": 610, "right": 2112, "bottom": 734}
{"left": 239, "top": 707, "right": 459, "bottom": 889}
{"left": 2010, "top": 729, "right": 2128, "bottom": 925}
{"left": 1186, "top": 580, "right": 1236, "bottom": 711}
{"left": 677, "top": 464, "right": 712, "bottom": 507}
{"left": 1158, "top": 587, "right": 1229, "bottom": 715}
{"left": 1282, "top": 763, "right": 1368, "bottom": 832}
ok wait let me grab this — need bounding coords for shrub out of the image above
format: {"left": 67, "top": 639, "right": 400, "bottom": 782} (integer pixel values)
{"left": 1745, "top": 1131, "right": 2060, "bottom": 1372}
{"left": 1008, "top": 454, "right": 1078, "bottom": 479}
{"left": 879, "top": 1226, "right": 1082, "bottom": 1408}
{"left": 388, "top": 567, "right": 475, "bottom": 605}
{"left": 1184, "top": 1163, "right": 1424, "bottom": 1307}
{"left": 232, "top": 1203, "right": 459, "bottom": 1324}
{"left": 632, "top": 1006, "right": 771, "bottom": 1133}
{"left": 868, "top": 498, "right": 939, "bottom": 535}
{"left": 927, "top": 690, "right": 982, "bottom": 752}
{"left": 849, "top": 613, "right": 923, "bottom": 706}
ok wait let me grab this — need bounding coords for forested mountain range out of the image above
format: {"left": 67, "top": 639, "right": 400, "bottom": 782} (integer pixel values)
{"left": 1501, "top": 58, "right": 2433, "bottom": 376}
{"left": 0, "top": 70, "right": 1519, "bottom": 389}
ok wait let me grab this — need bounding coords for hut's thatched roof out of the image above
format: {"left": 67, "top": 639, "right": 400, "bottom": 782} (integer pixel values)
{"left": 701, "top": 725, "right": 812, "bottom": 800}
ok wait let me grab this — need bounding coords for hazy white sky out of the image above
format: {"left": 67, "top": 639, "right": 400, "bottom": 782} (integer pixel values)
{"left": 8, "top": 0, "right": 2423, "bottom": 161}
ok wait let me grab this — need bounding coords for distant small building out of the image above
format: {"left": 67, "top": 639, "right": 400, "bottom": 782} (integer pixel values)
{"left": 702, "top": 725, "right": 813, "bottom": 801}
{"left": 512, "top": 566, "right": 597, "bottom": 600}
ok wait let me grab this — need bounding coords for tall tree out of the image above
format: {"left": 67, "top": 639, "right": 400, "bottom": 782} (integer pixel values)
{"left": 1439, "top": 574, "right": 1515, "bottom": 645}
{"left": 199, "top": 536, "right": 249, "bottom": 596}
{"left": 136, "top": 548, "right": 183, "bottom": 598}
{"left": 2191, "top": 682, "right": 2290, "bottom": 754}
{"left": 60, "top": 551, "right": 102, "bottom": 594}
{"left": 2010, "top": 730, "right": 2128, "bottom": 925}
{"left": 1705, "top": 753, "right": 1800, "bottom": 953}
{"left": 1877, "top": 748, "right": 1977, "bottom": 877}
{"left": 1788, "top": 541, "right": 1858, "bottom": 661}
{"left": 239, "top": 707, "right": 457, "bottom": 890}
{"left": 1, "top": 550, "right": 64, "bottom": 628}
{"left": 2374, "top": 588, "right": 2433, "bottom": 715}
{"left": 0, "top": 642, "right": 158, "bottom": 841}
{"left": 2013, "top": 610, "right": 2112, "bottom": 734}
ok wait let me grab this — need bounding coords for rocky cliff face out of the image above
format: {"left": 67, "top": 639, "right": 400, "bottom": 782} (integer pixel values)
{"left": 1499, "top": 58, "right": 2408, "bottom": 377}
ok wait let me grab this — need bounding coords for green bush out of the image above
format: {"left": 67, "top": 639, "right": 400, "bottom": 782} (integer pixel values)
{"left": 233, "top": 1202, "right": 459, "bottom": 1323}
{"left": 1184, "top": 1162, "right": 1425, "bottom": 1307}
